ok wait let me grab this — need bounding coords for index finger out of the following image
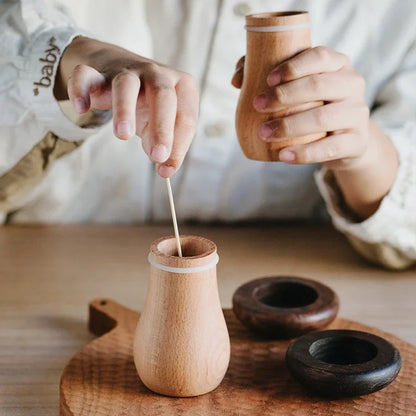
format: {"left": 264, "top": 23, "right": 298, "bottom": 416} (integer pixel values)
{"left": 158, "top": 74, "right": 199, "bottom": 178}
{"left": 267, "top": 46, "right": 350, "bottom": 86}
{"left": 145, "top": 75, "right": 178, "bottom": 164}
{"left": 112, "top": 71, "right": 141, "bottom": 140}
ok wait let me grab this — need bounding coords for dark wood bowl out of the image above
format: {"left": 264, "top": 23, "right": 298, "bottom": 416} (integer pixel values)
{"left": 286, "top": 329, "right": 402, "bottom": 398}
{"left": 232, "top": 276, "right": 339, "bottom": 338}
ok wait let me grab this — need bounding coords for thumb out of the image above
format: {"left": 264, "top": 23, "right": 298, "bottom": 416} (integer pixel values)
{"left": 67, "top": 64, "right": 109, "bottom": 113}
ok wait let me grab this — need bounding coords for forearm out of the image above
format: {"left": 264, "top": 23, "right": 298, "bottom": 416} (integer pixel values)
{"left": 333, "top": 121, "right": 399, "bottom": 220}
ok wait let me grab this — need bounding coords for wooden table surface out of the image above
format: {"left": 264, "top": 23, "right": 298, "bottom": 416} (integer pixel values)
{"left": 1, "top": 224, "right": 415, "bottom": 415}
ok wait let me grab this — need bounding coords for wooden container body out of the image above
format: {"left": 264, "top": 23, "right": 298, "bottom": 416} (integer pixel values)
{"left": 133, "top": 235, "right": 230, "bottom": 397}
{"left": 235, "top": 11, "right": 326, "bottom": 161}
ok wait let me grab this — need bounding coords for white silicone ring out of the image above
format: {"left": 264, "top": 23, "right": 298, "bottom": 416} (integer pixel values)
{"left": 244, "top": 23, "right": 310, "bottom": 32}
{"left": 148, "top": 253, "right": 219, "bottom": 274}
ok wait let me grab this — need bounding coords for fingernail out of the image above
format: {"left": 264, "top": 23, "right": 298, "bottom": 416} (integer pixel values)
{"left": 151, "top": 144, "right": 169, "bottom": 163}
{"left": 116, "top": 121, "right": 133, "bottom": 139}
{"left": 279, "top": 150, "right": 296, "bottom": 162}
{"left": 267, "top": 72, "right": 281, "bottom": 86}
{"left": 158, "top": 165, "right": 175, "bottom": 178}
{"left": 74, "top": 98, "right": 86, "bottom": 113}
{"left": 254, "top": 94, "right": 268, "bottom": 110}
{"left": 259, "top": 124, "right": 273, "bottom": 139}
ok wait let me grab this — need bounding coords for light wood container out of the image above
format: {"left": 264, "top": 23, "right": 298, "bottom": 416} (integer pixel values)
{"left": 133, "top": 235, "right": 230, "bottom": 397}
{"left": 235, "top": 11, "right": 326, "bottom": 161}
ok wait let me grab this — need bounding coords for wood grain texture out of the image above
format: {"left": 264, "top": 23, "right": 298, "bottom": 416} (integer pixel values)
{"left": 1, "top": 224, "right": 416, "bottom": 415}
{"left": 133, "top": 235, "right": 230, "bottom": 397}
{"left": 60, "top": 299, "right": 416, "bottom": 416}
{"left": 235, "top": 11, "right": 326, "bottom": 161}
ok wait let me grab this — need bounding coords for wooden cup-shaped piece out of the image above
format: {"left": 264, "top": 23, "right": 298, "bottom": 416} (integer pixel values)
{"left": 133, "top": 235, "right": 230, "bottom": 397}
{"left": 235, "top": 11, "right": 326, "bottom": 161}
{"left": 286, "top": 330, "right": 402, "bottom": 398}
{"left": 232, "top": 276, "right": 339, "bottom": 338}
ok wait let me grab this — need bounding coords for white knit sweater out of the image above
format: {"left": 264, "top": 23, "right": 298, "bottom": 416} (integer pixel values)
{"left": 0, "top": 0, "right": 415, "bottom": 268}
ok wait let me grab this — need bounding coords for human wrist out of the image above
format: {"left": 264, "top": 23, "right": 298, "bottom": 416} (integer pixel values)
{"left": 332, "top": 159, "right": 382, "bottom": 220}
{"left": 332, "top": 121, "right": 399, "bottom": 219}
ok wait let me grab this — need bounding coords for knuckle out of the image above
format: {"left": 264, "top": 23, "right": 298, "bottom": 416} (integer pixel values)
{"left": 309, "top": 74, "right": 324, "bottom": 93}
{"left": 154, "top": 126, "right": 171, "bottom": 137}
{"left": 142, "top": 61, "right": 161, "bottom": 74}
{"left": 142, "top": 62, "right": 170, "bottom": 83}
{"left": 314, "top": 46, "right": 331, "bottom": 62}
{"left": 313, "top": 107, "right": 327, "bottom": 128}
{"left": 176, "top": 112, "right": 197, "bottom": 130}
{"left": 274, "top": 86, "right": 287, "bottom": 104}
{"left": 151, "top": 83, "right": 175, "bottom": 95}
{"left": 153, "top": 124, "right": 173, "bottom": 141}
{"left": 72, "top": 63, "right": 90, "bottom": 76}
{"left": 325, "top": 142, "right": 340, "bottom": 160}
{"left": 279, "top": 117, "right": 292, "bottom": 137}
{"left": 295, "top": 147, "right": 310, "bottom": 164}
{"left": 180, "top": 72, "right": 199, "bottom": 91}
{"left": 113, "top": 70, "right": 138, "bottom": 85}
{"left": 282, "top": 61, "right": 299, "bottom": 79}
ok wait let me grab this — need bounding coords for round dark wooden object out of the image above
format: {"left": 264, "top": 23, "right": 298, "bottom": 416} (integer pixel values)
{"left": 232, "top": 276, "right": 339, "bottom": 338}
{"left": 286, "top": 329, "right": 402, "bottom": 398}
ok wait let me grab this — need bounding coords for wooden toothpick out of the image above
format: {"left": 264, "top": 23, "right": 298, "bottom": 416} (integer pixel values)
{"left": 166, "top": 178, "right": 182, "bottom": 257}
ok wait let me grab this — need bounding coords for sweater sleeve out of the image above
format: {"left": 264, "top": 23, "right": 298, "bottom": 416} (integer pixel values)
{"left": 0, "top": 0, "right": 109, "bottom": 177}
{"left": 315, "top": 41, "right": 416, "bottom": 270}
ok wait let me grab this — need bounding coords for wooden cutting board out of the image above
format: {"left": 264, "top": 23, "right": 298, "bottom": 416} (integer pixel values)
{"left": 60, "top": 299, "right": 416, "bottom": 416}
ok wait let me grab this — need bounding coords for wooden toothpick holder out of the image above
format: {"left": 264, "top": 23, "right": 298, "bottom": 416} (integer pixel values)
{"left": 235, "top": 11, "right": 326, "bottom": 161}
{"left": 133, "top": 235, "right": 230, "bottom": 397}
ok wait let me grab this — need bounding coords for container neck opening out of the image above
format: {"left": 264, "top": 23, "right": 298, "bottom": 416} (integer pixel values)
{"left": 155, "top": 235, "right": 216, "bottom": 259}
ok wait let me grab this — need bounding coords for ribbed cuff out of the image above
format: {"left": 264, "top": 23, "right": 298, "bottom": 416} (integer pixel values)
{"left": 315, "top": 122, "right": 416, "bottom": 259}
{"left": 21, "top": 27, "right": 107, "bottom": 140}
